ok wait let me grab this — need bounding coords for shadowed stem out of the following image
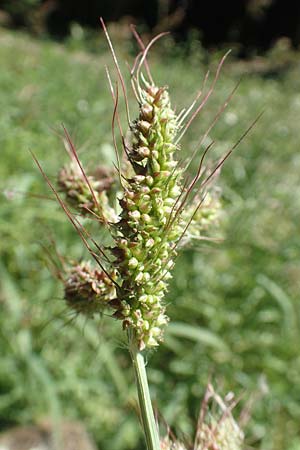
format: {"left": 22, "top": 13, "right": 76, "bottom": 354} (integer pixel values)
{"left": 128, "top": 332, "right": 160, "bottom": 450}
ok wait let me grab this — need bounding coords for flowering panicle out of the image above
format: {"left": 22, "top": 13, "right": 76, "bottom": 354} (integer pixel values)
{"left": 56, "top": 33, "right": 225, "bottom": 351}
{"left": 108, "top": 82, "right": 187, "bottom": 349}
{"left": 32, "top": 24, "right": 252, "bottom": 450}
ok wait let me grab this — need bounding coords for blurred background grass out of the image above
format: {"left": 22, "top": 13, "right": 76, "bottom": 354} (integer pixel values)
{"left": 0, "top": 18, "right": 300, "bottom": 450}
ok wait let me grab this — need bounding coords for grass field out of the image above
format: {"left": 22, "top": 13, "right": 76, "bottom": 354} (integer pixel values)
{"left": 0, "top": 27, "right": 300, "bottom": 450}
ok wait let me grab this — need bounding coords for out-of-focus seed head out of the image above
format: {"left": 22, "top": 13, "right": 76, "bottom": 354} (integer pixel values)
{"left": 180, "top": 191, "right": 222, "bottom": 247}
{"left": 160, "top": 436, "right": 187, "bottom": 450}
{"left": 197, "top": 417, "right": 243, "bottom": 450}
{"left": 195, "top": 385, "right": 244, "bottom": 450}
{"left": 57, "top": 161, "right": 118, "bottom": 223}
{"left": 161, "top": 386, "right": 244, "bottom": 450}
{"left": 64, "top": 261, "right": 117, "bottom": 316}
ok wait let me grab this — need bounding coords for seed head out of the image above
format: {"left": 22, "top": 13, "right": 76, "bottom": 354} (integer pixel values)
{"left": 195, "top": 385, "right": 244, "bottom": 450}
{"left": 58, "top": 161, "right": 117, "bottom": 222}
{"left": 53, "top": 34, "right": 226, "bottom": 351}
{"left": 64, "top": 261, "right": 117, "bottom": 316}
{"left": 107, "top": 82, "right": 187, "bottom": 350}
{"left": 160, "top": 436, "right": 186, "bottom": 450}
{"left": 180, "top": 191, "right": 222, "bottom": 247}
{"left": 197, "top": 417, "right": 243, "bottom": 450}
{"left": 161, "top": 386, "right": 244, "bottom": 450}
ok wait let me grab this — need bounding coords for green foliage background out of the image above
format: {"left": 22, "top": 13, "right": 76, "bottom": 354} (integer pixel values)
{"left": 0, "top": 27, "right": 299, "bottom": 450}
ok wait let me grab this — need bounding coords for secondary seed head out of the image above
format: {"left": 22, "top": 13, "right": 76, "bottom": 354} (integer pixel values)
{"left": 58, "top": 161, "right": 117, "bottom": 222}
{"left": 64, "top": 261, "right": 117, "bottom": 316}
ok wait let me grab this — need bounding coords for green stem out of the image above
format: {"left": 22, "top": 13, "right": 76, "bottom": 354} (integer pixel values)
{"left": 128, "top": 333, "right": 160, "bottom": 450}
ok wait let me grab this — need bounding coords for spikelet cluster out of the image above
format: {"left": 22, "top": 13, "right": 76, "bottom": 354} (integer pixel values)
{"left": 196, "top": 416, "right": 243, "bottom": 450}
{"left": 161, "top": 386, "right": 244, "bottom": 450}
{"left": 180, "top": 191, "right": 221, "bottom": 246}
{"left": 160, "top": 436, "right": 186, "bottom": 450}
{"left": 109, "top": 83, "right": 185, "bottom": 349}
{"left": 58, "top": 161, "right": 117, "bottom": 222}
{"left": 54, "top": 33, "right": 224, "bottom": 350}
{"left": 64, "top": 261, "right": 116, "bottom": 316}
{"left": 161, "top": 416, "right": 243, "bottom": 450}
{"left": 195, "top": 385, "right": 244, "bottom": 450}
{"left": 59, "top": 80, "right": 221, "bottom": 350}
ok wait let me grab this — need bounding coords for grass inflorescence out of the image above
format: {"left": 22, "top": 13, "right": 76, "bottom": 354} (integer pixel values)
{"left": 52, "top": 24, "right": 223, "bottom": 353}
{"left": 32, "top": 22, "right": 240, "bottom": 450}
{"left": 1, "top": 25, "right": 300, "bottom": 450}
